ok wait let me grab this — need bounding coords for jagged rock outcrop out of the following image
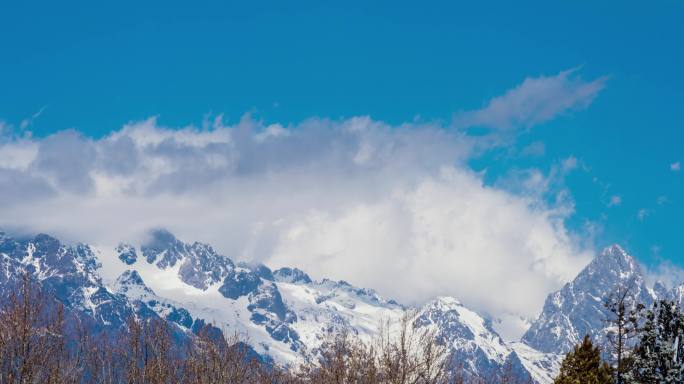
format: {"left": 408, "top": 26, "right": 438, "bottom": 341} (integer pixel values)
{"left": 141, "top": 229, "right": 234, "bottom": 290}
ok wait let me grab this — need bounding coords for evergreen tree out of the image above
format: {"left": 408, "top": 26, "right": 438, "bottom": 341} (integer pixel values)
{"left": 554, "top": 335, "right": 614, "bottom": 384}
{"left": 624, "top": 300, "right": 684, "bottom": 384}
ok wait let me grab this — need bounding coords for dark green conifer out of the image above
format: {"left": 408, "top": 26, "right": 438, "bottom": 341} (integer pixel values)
{"left": 554, "top": 335, "right": 614, "bottom": 384}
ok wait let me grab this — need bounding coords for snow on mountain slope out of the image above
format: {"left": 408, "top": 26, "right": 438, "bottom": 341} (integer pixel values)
{"left": 277, "top": 279, "right": 404, "bottom": 342}
{"left": 8, "top": 230, "right": 683, "bottom": 382}
{"left": 90, "top": 230, "right": 403, "bottom": 365}
{"left": 104, "top": 245, "right": 407, "bottom": 364}
{"left": 416, "top": 297, "right": 509, "bottom": 364}
{"left": 414, "top": 297, "right": 514, "bottom": 379}
{"left": 510, "top": 342, "right": 563, "bottom": 384}
{"left": 0, "top": 229, "right": 563, "bottom": 382}
{"left": 99, "top": 231, "right": 562, "bottom": 381}
{"left": 111, "top": 257, "right": 545, "bottom": 381}
{"left": 0, "top": 232, "right": 147, "bottom": 333}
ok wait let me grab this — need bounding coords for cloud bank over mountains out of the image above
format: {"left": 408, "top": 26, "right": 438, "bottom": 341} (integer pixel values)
{"left": 0, "top": 69, "right": 604, "bottom": 339}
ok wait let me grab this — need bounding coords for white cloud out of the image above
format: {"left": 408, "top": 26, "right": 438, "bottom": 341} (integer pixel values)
{"left": 645, "top": 257, "right": 684, "bottom": 290}
{"left": 0, "top": 141, "right": 38, "bottom": 171}
{"left": 0, "top": 114, "right": 595, "bottom": 340}
{"left": 671, "top": 162, "right": 681, "bottom": 171}
{"left": 637, "top": 209, "right": 650, "bottom": 221}
{"left": 454, "top": 68, "right": 607, "bottom": 131}
{"left": 608, "top": 195, "right": 622, "bottom": 207}
{"left": 268, "top": 167, "right": 591, "bottom": 334}
{"left": 0, "top": 69, "right": 614, "bottom": 339}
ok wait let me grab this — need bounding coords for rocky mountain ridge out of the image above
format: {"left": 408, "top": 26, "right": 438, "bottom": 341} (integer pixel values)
{"left": 0, "top": 229, "right": 679, "bottom": 383}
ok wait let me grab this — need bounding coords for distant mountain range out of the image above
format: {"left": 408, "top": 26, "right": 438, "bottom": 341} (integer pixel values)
{"left": 1, "top": 230, "right": 681, "bottom": 383}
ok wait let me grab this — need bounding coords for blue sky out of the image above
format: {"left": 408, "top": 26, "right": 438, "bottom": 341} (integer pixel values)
{"left": 1, "top": 1, "right": 683, "bottom": 294}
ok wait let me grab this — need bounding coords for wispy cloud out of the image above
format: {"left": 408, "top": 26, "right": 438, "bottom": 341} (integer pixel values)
{"left": 520, "top": 141, "right": 546, "bottom": 157}
{"left": 19, "top": 106, "right": 47, "bottom": 131}
{"left": 494, "top": 155, "right": 580, "bottom": 210}
{"left": 637, "top": 208, "right": 650, "bottom": 221}
{"left": 608, "top": 195, "right": 622, "bottom": 207}
{"left": 671, "top": 162, "right": 681, "bottom": 171}
{"left": 561, "top": 156, "right": 579, "bottom": 172}
{"left": 454, "top": 68, "right": 607, "bottom": 131}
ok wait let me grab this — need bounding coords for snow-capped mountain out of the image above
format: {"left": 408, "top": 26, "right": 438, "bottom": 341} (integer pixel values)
{"left": 522, "top": 245, "right": 656, "bottom": 355}
{"left": 0, "top": 232, "right": 138, "bottom": 331}
{"left": 109, "top": 230, "right": 535, "bottom": 379}
{"left": 0, "top": 229, "right": 552, "bottom": 381}
{"left": 413, "top": 297, "right": 561, "bottom": 383}
{"left": 4, "top": 229, "right": 677, "bottom": 383}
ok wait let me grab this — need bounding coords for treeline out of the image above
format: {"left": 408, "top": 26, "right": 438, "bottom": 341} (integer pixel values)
{"left": 0, "top": 276, "right": 529, "bottom": 384}
{"left": 554, "top": 285, "right": 684, "bottom": 384}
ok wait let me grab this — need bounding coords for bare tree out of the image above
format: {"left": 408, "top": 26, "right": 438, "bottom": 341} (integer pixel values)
{"left": 0, "top": 274, "right": 82, "bottom": 384}
{"left": 295, "top": 312, "right": 453, "bottom": 384}
{"left": 0, "top": 276, "right": 535, "bottom": 384}
{"left": 182, "top": 327, "right": 267, "bottom": 384}
{"left": 604, "top": 281, "right": 643, "bottom": 384}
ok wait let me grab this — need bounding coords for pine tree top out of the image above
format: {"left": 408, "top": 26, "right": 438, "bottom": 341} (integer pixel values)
{"left": 554, "top": 335, "right": 614, "bottom": 384}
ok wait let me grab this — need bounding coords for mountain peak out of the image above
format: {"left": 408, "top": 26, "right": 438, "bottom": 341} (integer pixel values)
{"left": 117, "top": 269, "right": 145, "bottom": 286}
{"left": 430, "top": 296, "right": 463, "bottom": 308}
{"left": 603, "top": 243, "right": 626, "bottom": 255}
{"left": 522, "top": 243, "right": 653, "bottom": 355}
{"left": 596, "top": 244, "right": 635, "bottom": 267}
{"left": 141, "top": 229, "right": 186, "bottom": 267}
{"left": 415, "top": 295, "right": 512, "bottom": 379}
{"left": 145, "top": 228, "right": 178, "bottom": 248}
{"left": 580, "top": 244, "right": 642, "bottom": 283}
{"left": 114, "top": 269, "right": 155, "bottom": 297}
{"left": 273, "top": 267, "right": 312, "bottom": 284}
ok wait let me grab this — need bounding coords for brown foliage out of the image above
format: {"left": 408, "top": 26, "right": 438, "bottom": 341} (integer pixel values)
{"left": 0, "top": 275, "right": 83, "bottom": 384}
